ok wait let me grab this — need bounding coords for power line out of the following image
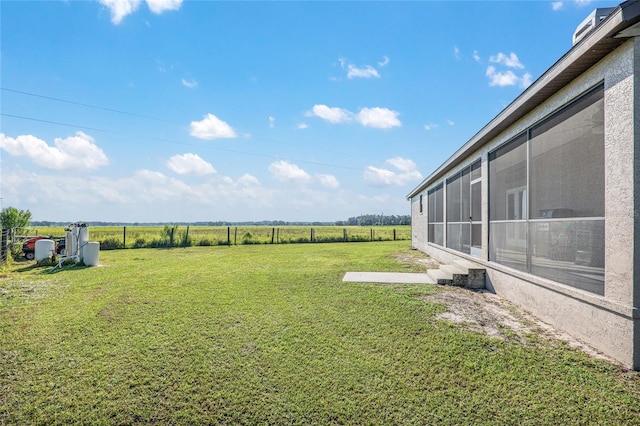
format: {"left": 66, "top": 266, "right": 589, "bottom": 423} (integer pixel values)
{"left": 2, "top": 86, "right": 360, "bottom": 158}
{"left": 0, "top": 113, "right": 113, "bottom": 134}
{"left": 1, "top": 112, "right": 365, "bottom": 172}
{"left": 1, "top": 87, "right": 179, "bottom": 124}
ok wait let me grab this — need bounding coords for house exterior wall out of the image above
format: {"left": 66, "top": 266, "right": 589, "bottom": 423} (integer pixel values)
{"left": 410, "top": 38, "right": 640, "bottom": 369}
{"left": 410, "top": 194, "right": 428, "bottom": 253}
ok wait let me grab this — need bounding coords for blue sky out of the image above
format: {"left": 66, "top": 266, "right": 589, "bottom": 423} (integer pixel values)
{"left": 0, "top": 0, "right": 615, "bottom": 223}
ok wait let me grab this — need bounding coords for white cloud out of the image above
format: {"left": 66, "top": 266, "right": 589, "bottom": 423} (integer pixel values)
{"left": 269, "top": 160, "right": 311, "bottom": 184}
{"left": 447, "top": 119, "right": 455, "bottom": 126}
{"left": 385, "top": 157, "right": 417, "bottom": 173}
{"left": 454, "top": 45, "right": 461, "bottom": 60}
{"left": 297, "top": 123, "right": 308, "bottom": 130}
{"left": 486, "top": 66, "right": 533, "bottom": 87}
{"left": 99, "top": 0, "right": 141, "bottom": 24}
{"left": 347, "top": 64, "right": 380, "bottom": 79}
{"left": 181, "top": 78, "right": 198, "bottom": 88}
{"left": 99, "top": 0, "right": 182, "bottom": 24}
{"left": 356, "top": 107, "right": 401, "bottom": 129}
{"left": 269, "top": 116, "right": 275, "bottom": 128}
{"left": 309, "top": 105, "right": 353, "bottom": 124}
{"left": 189, "top": 113, "right": 237, "bottom": 140}
{"left": 473, "top": 50, "right": 481, "bottom": 63}
{"left": 575, "top": 0, "right": 592, "bottom": 6}
{"left": 309, "top": 105, "right": 401, "bottom": 129}
{"left": 424, "top": 123, "right": 438, "bottom": 131}
{"left": 237, "top": 174, "right": 260, "bottom": 186}
{"left": 316, "top": 174, "right": 340, "bottom": 188}
{"left": 552, "top": 1, "right": 564, "bottom": 10}
{"left": 489, "top": 52, "right": 524, "bottom": 69}
{"left": 166, "top": 153, "right": 216, "bottom": 176}
{"left": 338, "top": 57, "right": 385, "bottom": 79}
{"left": 146, "top": 0, "right": 182, "bottom": 14}
{"left": 0, "top": 132, "right": 109, "bottom": 171}
{"left": 364, "top": 157, "right": 422, "bottom": 187}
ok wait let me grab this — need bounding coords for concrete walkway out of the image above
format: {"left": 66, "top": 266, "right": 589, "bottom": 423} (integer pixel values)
{"left": 343, "top": 272, "right": 435, "bottom": 284}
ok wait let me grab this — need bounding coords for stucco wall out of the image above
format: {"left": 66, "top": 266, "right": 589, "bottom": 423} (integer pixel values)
{"left": 410, "top": 192, "right": 428, "bottom": 253}
{"left": 409, "top": 39, "right": 639, "bottom": 369}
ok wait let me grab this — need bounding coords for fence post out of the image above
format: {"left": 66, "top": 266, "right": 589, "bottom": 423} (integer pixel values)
{"left": 1, "top": 229, "right": 7, "bottom": 264}
{"left": 393, "top": 229, "right": 396, "bottom": 241}
{"left": 170, "top": 227, "right": 174, "bottom": 248}
{"left": 185, "top": 225, "right": 190, "bottom": 247}
{"left": 310, "top": 228, "right": 313, "bottom": 242}
{"left": 371, "top": 228, "right": 373, "bottom": 241}
{"left": 271, "top": 227, "right": 275, "bottom": 244}
{"left": 234, "top": 227, "right": 237, "bottom": 245}
{"left": 227, "top": 227, "right": 231, "bottom": 246}
{"left": 276, "top": 228, "right": 279, "bottom": 243}
{"left": 343, "top": 228, "right": 347, "bottom": 242}
{"left": 123, "top": 226, "right": 127, "bottom": 248}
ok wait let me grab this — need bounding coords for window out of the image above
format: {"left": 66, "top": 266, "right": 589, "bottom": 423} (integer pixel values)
{"left": 488, "top": 85, "right": 604, "bottom": 295}
{"left": 528, "top": 86, "right": 604, "bottom": 294}
{"left": 428, "top": 184, "right": 443, "bottom": 245}
{"left": 489, "top": 133, "right": 528, "bottom": 272}
{"left": 446, "top": 160, "right": 481, "bottom": 255}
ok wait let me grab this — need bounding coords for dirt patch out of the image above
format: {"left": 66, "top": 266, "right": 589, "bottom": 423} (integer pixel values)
{"left": 424, "top": 286, "right": 616, "bottom": 364}
{"left": 396, "top": 249, "right": 616, "bottom": 364}
{"left": 393, "top": 252, "right": 440, "bottom": 271}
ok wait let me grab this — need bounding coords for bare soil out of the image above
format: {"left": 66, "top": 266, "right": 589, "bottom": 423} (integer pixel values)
{"left": 400, "top": 250, "right": 617, "bottom": 365}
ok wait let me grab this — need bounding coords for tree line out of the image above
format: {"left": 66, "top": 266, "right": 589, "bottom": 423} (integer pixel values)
{"left": 2, "top": 207, "right": 410, "bottom": 229}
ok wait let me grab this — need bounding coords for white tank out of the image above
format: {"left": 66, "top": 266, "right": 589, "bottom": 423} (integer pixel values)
{"left": 71, "top": 227, "right": 79, "bottom": 258}
{"left": 35, "top": 239, "right": 55, "bottom": 262}
{"left": 79, "top": 226, "right": 89, "bottom": 246}
{"left": 65, "top": 231, "right": 73, "bottom": 257}
{"left": 82, "top": 242, "right": 100, "bottom": 266}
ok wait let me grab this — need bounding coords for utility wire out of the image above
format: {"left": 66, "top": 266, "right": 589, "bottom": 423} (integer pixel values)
{"left": 1, "top": 87, "right": 180, "bottom": 124}
{"left": 1, "top": 112, "right": 365, "bottom": 171}
{"left": 0, "top": 113, "right": 113, "bottom": 134}
{"left": 2, "top": 86, "right": 359, "bottom": 158}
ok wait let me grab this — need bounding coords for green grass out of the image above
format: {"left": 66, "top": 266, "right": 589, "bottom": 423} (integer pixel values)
{"left": 24, "top": 225, "right": 411, "bottom": 248}
{"left": 1, "top": 242, "right": 639, "bottom": 424}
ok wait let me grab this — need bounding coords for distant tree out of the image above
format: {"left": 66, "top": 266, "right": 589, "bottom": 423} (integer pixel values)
{"left": 0, "top": 207, "right": 32, "bottom": 229}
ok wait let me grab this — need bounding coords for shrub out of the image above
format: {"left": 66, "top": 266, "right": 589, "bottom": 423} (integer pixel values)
{"left": 198, "top": 239, "right": 212, "bottom": 246}
{"left": 100, "top": 238, "right": 123, "bottom": 250}
{"left": 133, "top": 238, "right": 146, "bottom": 248}
{"left": 179, "top": 233, "right": 192, "bottom": 248}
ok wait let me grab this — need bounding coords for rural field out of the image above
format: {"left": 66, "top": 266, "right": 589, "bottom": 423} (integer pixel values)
{"left": 26, "top": 225, "right": 411, "bottom": 249}
{"left": 1, "top": 241, "right": 640, "bottom": 424}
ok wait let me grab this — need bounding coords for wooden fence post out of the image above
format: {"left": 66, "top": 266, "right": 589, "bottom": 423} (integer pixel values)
{"left": 393, "top": 229, "right": 396, "bottom": 241}
{"left": 343, "top": 228, "right": 347, "bottom": 242}
{"left": 234, "top": 227, "right": 237, "bottom": 245}
{"left": 185, "top": 225, "right": 190, "bottom": 246}
{"left": 123, "top": 226, "right": 127, "bottom": 248}
{"left": 227, "top": 227, "right": 231, "bottom": 246}
{"left": 271, "top": 227, "right": 275, "bottom": 244}
{"left": 170, "top": 227, "right": 174, "bottom": 248}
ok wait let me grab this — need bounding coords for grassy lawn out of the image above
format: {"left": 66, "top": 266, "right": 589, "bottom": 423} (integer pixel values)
{"left": 1, "top": 242, "right": 639, "bottom": 424}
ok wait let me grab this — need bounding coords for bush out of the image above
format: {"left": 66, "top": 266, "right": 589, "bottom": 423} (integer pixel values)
{"left": 179, "top": 233, "right": 192, "bottom": 248}
{"left": 100, "top": 238, "right": 123, "bottom": 250}
{"left": 198, "top": 239, "right": 212, "bottom": 246}
{"left": 133, "top": 238, "right": 146, "bottom": 248}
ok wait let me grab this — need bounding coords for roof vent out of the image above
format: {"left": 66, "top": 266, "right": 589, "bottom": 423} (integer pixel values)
{"left": 572, "top": 7, "right": 616, "bottom": 45}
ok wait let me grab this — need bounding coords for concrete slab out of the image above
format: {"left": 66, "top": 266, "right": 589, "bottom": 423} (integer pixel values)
{"left": 343, "top": 272, "right": 435, "bottom": 284}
